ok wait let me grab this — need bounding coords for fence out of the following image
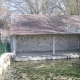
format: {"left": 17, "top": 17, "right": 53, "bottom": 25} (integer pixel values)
{"left": 0, "top": 36, "right": 10, "bottom": 55}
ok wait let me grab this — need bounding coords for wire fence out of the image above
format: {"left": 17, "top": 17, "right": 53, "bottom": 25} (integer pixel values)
{"left": 0, "top": 35, "right": 10, "bottom": 55}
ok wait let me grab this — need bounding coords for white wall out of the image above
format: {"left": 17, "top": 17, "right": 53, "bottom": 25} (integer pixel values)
{"left": 16, "top": 34, "right": 79, "bottom": 53}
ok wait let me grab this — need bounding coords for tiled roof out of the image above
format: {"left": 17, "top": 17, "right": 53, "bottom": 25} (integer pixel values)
{"left": 10, "top": 14, "right": 80, "bottom": 35}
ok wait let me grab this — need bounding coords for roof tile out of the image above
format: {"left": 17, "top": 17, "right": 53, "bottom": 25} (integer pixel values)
{"left": 10, "top": 15, "right": 80, "bottom": 35}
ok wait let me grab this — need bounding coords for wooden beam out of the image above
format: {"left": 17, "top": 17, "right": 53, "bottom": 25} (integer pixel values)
{"left": 16, "top": 37, "right": 21, "bottom": 44}
{"left": 53, "top": 35, "right": 55, "bottom": 55}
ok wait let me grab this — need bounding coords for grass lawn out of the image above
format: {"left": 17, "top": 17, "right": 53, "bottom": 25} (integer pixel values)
{"left": 1, "top": 59, "right": 80, "bottom": 80}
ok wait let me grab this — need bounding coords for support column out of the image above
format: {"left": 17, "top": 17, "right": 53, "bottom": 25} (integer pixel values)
{"left": 11, "top": 36, "right": 13, "bottom": 52}
{"left": 53, "top": 35, "right": 55, "bottom": 55}
{"left": 13, "top": 36, "right": 16, "bottom": 55}
{"left": 79, "top": 35, "right": 80, "bottom": 49}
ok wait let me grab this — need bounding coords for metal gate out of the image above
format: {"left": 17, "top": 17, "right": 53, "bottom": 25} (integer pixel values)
{"left": 0, "top": 36, "right": 10, "bottom": 55}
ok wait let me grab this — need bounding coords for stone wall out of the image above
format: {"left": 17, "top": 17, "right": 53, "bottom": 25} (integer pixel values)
{"left": 55, "top": 34, "right": 79, "bottom": 50}
{"left": 16, "top": 35, "right": 53, "bottom": 52}
{"left": 0, "top": 53, "right": 11, "bottom": 74}
{"left": 16, "top": 34, "right": 79, "bottom": 53}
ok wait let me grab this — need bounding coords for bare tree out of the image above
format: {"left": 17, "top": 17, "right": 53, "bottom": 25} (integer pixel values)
{"left": 63, "top": 0, "right": 80, "bottom": 15}
{"left": 10, "top": 0, "right": 65, "bottom": 15}
{"left": 1, "top": 0, "right": 80, "bottom": 20}
{"left": 0, "top": 0, "right": 10, "bottom": 29}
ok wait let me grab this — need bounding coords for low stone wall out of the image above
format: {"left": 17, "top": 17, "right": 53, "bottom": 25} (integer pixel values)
{"left": 0, "top": 53, "right": 11, "bottom": 74}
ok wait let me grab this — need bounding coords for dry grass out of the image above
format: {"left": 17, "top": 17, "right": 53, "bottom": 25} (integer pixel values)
{"left": 0, "top": 59, "right": 80, "bottom": 80}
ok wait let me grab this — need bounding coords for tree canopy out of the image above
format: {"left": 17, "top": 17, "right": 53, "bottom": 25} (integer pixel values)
{"left": 9, "top": 0, "right": 80, "bottom": 15}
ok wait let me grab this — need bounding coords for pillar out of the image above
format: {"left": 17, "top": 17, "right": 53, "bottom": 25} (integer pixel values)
{"left": 12, "top": 36, "right": 16, "bottom": 55}
{"left": 53, "top": 35, "right": 55, "bottom": 55}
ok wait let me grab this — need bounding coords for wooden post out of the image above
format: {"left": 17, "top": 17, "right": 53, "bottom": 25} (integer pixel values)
{"left": 53, "top": 35, "right": 55, "bottom": 55}
{"left": 13, "top": 36, "right": 16, "bottom": 55}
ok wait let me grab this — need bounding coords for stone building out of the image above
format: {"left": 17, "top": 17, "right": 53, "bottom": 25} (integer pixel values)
{"left": 10, "top": 15, "right": 80, "bottom": 57}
